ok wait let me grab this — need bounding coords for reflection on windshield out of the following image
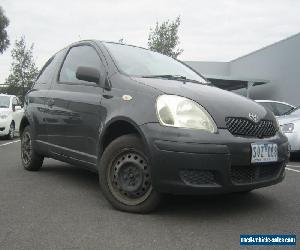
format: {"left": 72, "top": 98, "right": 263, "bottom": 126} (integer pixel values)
{"left": 0, "top": 96, "right": 10, "bottom": 108}
{"left": 103, "top": 42, "right": 207, "bottom": 84}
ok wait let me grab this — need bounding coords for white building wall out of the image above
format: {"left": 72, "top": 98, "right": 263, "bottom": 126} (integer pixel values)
{"left": 230, "top": 33, "right": 300, "bottom": 106}
{"left": 185, "top": 61, "right": 230, "bottom": 76}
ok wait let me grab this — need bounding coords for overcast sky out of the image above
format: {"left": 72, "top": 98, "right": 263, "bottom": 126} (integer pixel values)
{"left": 0, "top": 0, "right": 300, "bottom": 83}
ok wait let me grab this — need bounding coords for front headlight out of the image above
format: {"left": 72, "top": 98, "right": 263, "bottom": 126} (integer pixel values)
{"left": 0, "top": 114, "right": 8, "bottom": 120}
{"left": 281, "top": 123, "right": 294, "bottom": 133}
{"left": 156, "top": 95, "right": 217, "bottom": 133}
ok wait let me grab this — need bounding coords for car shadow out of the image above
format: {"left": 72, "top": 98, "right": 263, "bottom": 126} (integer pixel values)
{"left": 39, "top": 163, "right": 99, "bottom": 188}
{"left": 0, "top": 135, "right": 19, "bottom": 141}
{"left": 156, "top": 192, "right": 277, "bottom": 219}
{"left": 39, "top": 163, "right": 280, "bottom": 218}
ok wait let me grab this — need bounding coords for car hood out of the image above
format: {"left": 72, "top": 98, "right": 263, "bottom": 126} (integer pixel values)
{"left": 0, "top": 108, "right": 10, "bottom": 115}
{"left": 133, "top": 77, "right": 275, "bottom": 128}
{"left": 277, "top": 114, "right": 300, "bottom": 125}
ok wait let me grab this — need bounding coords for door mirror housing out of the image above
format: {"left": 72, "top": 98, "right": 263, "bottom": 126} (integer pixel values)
{"left": 14, "top": 105, "right": 22, "bottom": 111}
{"left": 76, "top": 66, "right": 101, "bottom": 84}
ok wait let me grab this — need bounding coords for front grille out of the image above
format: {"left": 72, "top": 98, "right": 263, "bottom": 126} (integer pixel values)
{"left": 225, "top": 117, "right": 277, "bottom": 138}
{"left": 180, "top": 170, "right": 216, "bottom": 185}
{"left": 231, "top": 163, "right": 284, "bottom": 184}
{"left": 0, "top": 127, "right": 5, "bottom": 131}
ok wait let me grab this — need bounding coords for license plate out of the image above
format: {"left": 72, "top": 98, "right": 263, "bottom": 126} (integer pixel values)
{"left": 251, "top": 143, "right": 278, "bottom": 163}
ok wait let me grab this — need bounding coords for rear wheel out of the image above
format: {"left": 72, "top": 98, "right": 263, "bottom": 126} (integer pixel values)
{"left": 21, "top": 126, "right": 44, "bottom": 171}
{"left": 6, "top": 122, "right": 15, "bottom": 140}
{"left": 99, "top": 134, "right": 161, "bottom": 213}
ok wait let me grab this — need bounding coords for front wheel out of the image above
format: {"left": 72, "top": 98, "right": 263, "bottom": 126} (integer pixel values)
{"left": 99, "top": 134, "right": 161, "bottom": 213}
{"left": 21, "top": 126, "right": 44, "bottom": 171}
{"left": 6, "top": 122, "right": 15, "bottom": 140}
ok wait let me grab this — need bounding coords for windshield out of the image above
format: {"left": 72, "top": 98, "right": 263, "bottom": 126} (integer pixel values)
{"left": 258, "top": 102, "right": 294, "bottom": 116}
{"left": 103, "top": 42, "right": 207, "bottom": 83}
{"left": 0, "top": 96, "right": 10, "bottom": 108}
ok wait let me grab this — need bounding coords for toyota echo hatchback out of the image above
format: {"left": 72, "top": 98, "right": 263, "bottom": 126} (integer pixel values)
{"left": 20, "top": 40, "right": 289, "bottom": 213}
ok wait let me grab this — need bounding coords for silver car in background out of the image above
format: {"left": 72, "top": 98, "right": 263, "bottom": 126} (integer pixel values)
{"left": 256, "top": 100, "right": 296, "bottom": 117}
{"left": 278, "top": 107, "right": 300, "bottom": 155}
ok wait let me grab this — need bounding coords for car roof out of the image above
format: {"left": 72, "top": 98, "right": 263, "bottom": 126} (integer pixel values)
{"left": 255, "top": 100, "right": 295, "bottom": 107}
{"left": 64, "top": 39, "right": 151, "bottom": 53}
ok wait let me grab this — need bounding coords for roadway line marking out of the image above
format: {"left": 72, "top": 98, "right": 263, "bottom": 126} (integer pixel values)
{"left": 287, "top": 164, "right": 300, "bottom": 168}
{"left": 286, "top": 167, "right": 300, "bottom": 173}
{"left": 0, "top": 140, "right": 20, "bottom": 147}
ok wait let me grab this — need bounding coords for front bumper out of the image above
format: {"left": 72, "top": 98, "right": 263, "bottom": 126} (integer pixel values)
{"left": 0, "top": 120, "right": 10, "bottom": 136}
{"left": 140, "top": 123, "right": 289, "bottom": 195}
{"left": 284, "top": 132, "right": 300, "bottom": 152}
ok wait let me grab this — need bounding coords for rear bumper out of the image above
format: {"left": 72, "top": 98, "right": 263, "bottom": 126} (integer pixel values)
{"left": 140, "top": 123, "right": 289, "bottom": 195}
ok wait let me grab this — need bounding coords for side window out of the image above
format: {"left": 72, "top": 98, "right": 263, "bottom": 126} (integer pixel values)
{"left": 12, "top": 97, "right": 17, "bottom": 110}
{"left": 12, "top": 97, "right": 18, "bottom": 106}
{"left": 59, "top": 45, "right": 103, "bottom": 84}
{"left": 16, "top": 97, "right": 22, "bottom": 106}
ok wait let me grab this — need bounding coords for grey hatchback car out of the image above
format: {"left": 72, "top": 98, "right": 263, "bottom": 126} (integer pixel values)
{"left": 20, "top": 41, "right": 289, "bottom": 213}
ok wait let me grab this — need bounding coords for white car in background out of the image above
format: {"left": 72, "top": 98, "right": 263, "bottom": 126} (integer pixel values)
{"left": 277, "top": 107, "right": 300, "bottom": 156}
{"left": 256, "top": 100, "right": 295, "bottom": 117}
{"left": 0, "top": 94, "right": 24, "bottom": 139}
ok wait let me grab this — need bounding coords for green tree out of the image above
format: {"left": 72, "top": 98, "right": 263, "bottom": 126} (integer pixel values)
{"left": 148, "top": 16, "right": 183, "bottom": 58}
{"left": 5, "top": 36, "right": 39, "bottom": 101}
{"left": 0, "top": 6, "right": 10, "bottom": 54}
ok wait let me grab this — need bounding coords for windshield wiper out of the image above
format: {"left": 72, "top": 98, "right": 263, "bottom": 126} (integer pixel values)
{"left": 141, "top": 75, "right": 206, "bottom": 84}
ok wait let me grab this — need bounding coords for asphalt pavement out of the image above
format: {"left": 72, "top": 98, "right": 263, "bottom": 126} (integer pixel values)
{"left": 0, "top": 138, "right": 299, "bottom": 249}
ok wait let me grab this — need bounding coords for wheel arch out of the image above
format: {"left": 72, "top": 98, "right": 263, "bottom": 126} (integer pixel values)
{"left": 19, "top": 116, "right": 30, "bottom": 137}
{"left": 99, "top": 117, "right": 149, "bottom": 158}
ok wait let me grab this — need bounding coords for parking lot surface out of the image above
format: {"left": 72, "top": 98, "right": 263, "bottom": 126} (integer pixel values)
{"left": 0, "top": 138, "right": 299, "bottom": 249}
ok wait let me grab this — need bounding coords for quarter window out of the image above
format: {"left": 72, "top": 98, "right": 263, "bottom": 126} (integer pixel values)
{"left": 36, "top": 56, "right": 55, "bottom": 84}
{"left": 59, "top": 46, "right": 103, "bottom": 84}
{"left": 36, "top": 49, "right": 66, "bottom": 86}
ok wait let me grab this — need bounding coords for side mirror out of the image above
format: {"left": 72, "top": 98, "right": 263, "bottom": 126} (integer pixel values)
{"left": 76, "top": 66, "right": 100, "bottom": 84}
{"left": 15, "top": 105, "right": 22, "bottom": 111}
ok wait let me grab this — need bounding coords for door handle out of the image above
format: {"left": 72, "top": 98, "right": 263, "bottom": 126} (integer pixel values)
{"left": 47, "top": 99, "right": 55, "bottom": 107}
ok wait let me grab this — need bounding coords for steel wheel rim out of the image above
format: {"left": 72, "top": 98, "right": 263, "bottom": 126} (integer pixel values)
{"left": 107, "top": 149, "right": 152, "bottom": 206}
{"left": 21, "top": 132, "right": 32, "bottom": 165}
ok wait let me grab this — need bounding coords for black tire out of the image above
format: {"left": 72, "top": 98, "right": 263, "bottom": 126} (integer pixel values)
{"left": 99, "top": 134, "right": 161, "bottom": 213}
{"left": 6, "top": 122, "right": 15, "bottom": 140}
{"left": 21, "top": 126, "right": 44, "bottom": 171}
